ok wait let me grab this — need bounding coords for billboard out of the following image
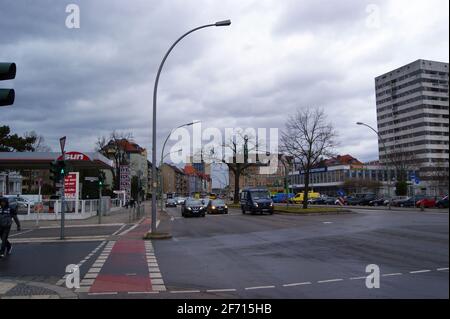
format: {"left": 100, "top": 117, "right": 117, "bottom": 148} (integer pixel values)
{"left": 64, "top": 172, "right": 79, "bottom": 199}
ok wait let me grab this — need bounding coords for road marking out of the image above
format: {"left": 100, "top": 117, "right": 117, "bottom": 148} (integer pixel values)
{"left": 410, "top": 270, "right": 431, "bottom": 274}
{"left": 206, "top": 288, "right": 237, "bottom": 293}
{"left": 322, "top": 222, "right": 333, "bottom": 224}
{"left": 437, "top": 267, "right": 449, "bottom": 271}
{"left": 170, "top": 290, "right": 201, "bottom": 294}
{"left": 349, "top": 276, "right": 366, "bottom": 280}
{"left": 38, "top": 223, "right": 124, "bottom": 229}
{"left": 282, "top": 282, "right": 312, "bottom": 287}
{"left": 111, "top": 224, "right": 127, "bottom": 236}
{"left": 8, "top": 229, "right": 34, "bottom": 238}
{"left": 245, "top": 285, "right": 276, "bottom": 290}
{"left": 382, "top": 273, "right": 402, "bottom": 277}
{"left": 10, "top": 236, "right": 109, "bottom": 243}
{"left": 317, "top": 279, "right": 343, "bottom": 283}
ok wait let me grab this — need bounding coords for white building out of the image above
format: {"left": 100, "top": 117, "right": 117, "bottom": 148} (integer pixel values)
{"left": 0, "top": 171, "right": 22, "bottom": 195}
{"left": 375, "top": 59, "right": 449, "bottom": 195}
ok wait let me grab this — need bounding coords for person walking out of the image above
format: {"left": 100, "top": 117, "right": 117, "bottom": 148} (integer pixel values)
{"left": 0, "top": 197, "right": 13, "bottom": 258}
{"left": 13, "top": 195, "right": 21, "bottom": 231}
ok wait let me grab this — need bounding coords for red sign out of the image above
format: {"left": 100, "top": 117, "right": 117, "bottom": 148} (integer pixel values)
{"left": 64, "top": 173, "right": 78, "bottom": 199}
{"left": 58, "top": 151, "right": 90, "bottom": 161}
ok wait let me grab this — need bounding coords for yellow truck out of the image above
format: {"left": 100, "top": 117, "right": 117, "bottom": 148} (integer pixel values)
{"left": 290, "top": 191, "right": 321, "bottom": 204}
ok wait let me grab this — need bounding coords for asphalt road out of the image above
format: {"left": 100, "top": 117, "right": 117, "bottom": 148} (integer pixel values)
{"left": 152, "top": 207, "right": 449, "bottom": 298}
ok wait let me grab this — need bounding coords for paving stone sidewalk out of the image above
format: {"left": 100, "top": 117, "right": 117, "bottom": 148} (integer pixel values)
{"left": 0, "top": 278, "right": 77, "bottom": 299}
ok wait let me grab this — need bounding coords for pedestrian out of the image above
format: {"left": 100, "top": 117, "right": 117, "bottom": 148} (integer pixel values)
{"left": 13, "top": 195, "right": 21, "bottom": 231}
{"left": 0, "top": 197, "right": 13, "bottom": 258}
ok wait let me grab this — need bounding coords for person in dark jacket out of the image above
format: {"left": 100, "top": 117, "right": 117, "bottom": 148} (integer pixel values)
{"left": 13, "top": 195, "right": 22, "bottom": 231}
{"left": 0, "top": 197, "right": 13, "bottom": 258}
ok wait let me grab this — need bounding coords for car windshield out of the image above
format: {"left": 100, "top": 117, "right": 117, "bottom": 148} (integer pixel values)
{"left": 212, "top": 200, "right": 225, "bottom": 206}
{"left": 251, "top": 191, "right": 271, "bottom": 200}
{"left": 186, "top": 200, "right": 202, "bottom": 206}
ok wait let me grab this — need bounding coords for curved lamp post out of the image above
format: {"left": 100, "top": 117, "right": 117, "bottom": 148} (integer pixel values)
{"left": 150, "top": 20, "right": 231, "bottom": 235}
{"left": 356, "top": 121, "right": 395, "bottom": 208}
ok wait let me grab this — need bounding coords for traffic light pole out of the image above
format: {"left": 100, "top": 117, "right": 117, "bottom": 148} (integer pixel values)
{"left": 98, "top": 186, "right": 102, "bottom": 224}
{"left": 60, "top": 152, "right": 66, "bottom": 240}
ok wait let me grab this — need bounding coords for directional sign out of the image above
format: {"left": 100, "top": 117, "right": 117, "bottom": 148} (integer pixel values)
{"left": 59, "top": 136, "right": 66, "bottom": 154}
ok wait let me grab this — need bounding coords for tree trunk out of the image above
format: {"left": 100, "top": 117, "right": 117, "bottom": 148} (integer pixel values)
{"left": 303, "top": 171, "right": 310, "bottom": 209}
{"left": 233, "top": 168, "right": 240, "bottom": 204}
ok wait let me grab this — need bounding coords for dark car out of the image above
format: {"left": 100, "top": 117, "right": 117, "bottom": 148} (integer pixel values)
{"left": 207, "top": 199, "right": 228, "bottom": 214}
{"left": 165, "top": 198, "right": 177, "bottom": 207}
{"left": 240, "top": 188, "right": 274, "bottom": 215}
{"left": 181, "top": 198, "right": 206, "bottom": 217}
{"left": 393, "top": 195, "right": 427, "bottom": 208}
{"left": 346, "top": 193, "right": 376, "bottom": 206}
{"left": 323, "top": 197, "right": 337, "bottom": 205}
{"left": 369, "top": 198, "right": 389, "bottom": 206}
{"left": 436, "top": 196, "right": 449, "bottom": 208}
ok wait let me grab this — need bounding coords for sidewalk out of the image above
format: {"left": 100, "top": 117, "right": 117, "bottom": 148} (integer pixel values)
{"left": 0, "top": 278, "right": 77, "bottom": 299}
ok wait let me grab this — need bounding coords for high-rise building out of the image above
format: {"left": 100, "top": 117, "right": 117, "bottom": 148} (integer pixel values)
{"left": 375, "top": 59, "right": 449, "bottom": 195}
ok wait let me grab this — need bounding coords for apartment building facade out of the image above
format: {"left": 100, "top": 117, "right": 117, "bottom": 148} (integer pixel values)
{"left": 375, "top": 59, "right": 449, "bottom": 195}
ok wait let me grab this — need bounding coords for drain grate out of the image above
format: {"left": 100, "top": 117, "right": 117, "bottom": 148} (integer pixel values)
{"left": 4, "top": 283, "right": 57, "bottom": 296}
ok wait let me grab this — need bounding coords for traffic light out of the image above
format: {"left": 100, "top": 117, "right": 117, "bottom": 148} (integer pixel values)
{"left": 98, "top": 171, "right": 106, "bottom": 188}
{"left": 0, "top": 63, "right": 16, "bottom": 107}
{"left": 57, "top": 160, "right": 66, "bottom": 176}
{"left": 49, "top": 160, "right": 61, "bottom": 183}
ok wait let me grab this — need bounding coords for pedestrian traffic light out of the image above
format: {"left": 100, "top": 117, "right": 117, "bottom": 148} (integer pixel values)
{"left": 0, "top": 62, "right": 16, "bottom": 107}
{"left": 98, "top": 171, "right": 106, "bottom": 188}
{"left": 57, "top": 160, "right": 66, "bottom": 177}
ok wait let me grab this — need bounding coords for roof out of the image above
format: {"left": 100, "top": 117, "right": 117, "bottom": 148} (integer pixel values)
{"left": 104, "top": 139, "right": 146, "bottom": 154}
{"left": 324, "top": 154, "right": 362, "bottom": 166}
{"left": 0, "top": 152, "right": 114, "bottom": 170}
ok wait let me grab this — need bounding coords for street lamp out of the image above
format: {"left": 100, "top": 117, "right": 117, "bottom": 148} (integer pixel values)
{"left": 356, "top": 121, "right": 395, "bottom": 208}
{"left": 150, "top": 20, "right": 231, "bottom": 235}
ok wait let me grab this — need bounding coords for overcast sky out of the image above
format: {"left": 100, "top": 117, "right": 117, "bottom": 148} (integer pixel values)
{"left": 1, "top": 0, "right": 449, "bottom": 186}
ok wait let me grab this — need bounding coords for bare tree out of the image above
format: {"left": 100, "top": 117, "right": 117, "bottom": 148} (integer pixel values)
{"left": 281, "top": 108, "right": 337, "bottom": 209}
{"left": 96, "top": 131, "right": 134, "bottom": 190}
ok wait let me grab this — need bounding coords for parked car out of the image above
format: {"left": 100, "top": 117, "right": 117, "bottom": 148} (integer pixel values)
{"left": 290, "top": 191, "right": 321, "bottom": 204}
{"left": 272, "top": 193, "right": 295, "bottom": 203}
{"left": 207, "top": 199, "right": 228, "bottom": 214}
{"left": 346, "top": 193, "right": 376, "bottom": 206}
{"left": 240, "top": 187, "right": 274, "bottom": 215}
{"left": 181, "top": 198, "right": 206, "bottom": 217}
{"left": 369, "top": 198, "right": 389, "bottom": 206}
{"left": 323, "top": 197, "right": 337, "bottom": 205}
{"left": 435, "top": 196, "right": 449, "bottom": 209}
{"left": 165, "top": 198, "right": 177, "bottom": 207}
{"left": 393, "top": 195, "right": 427, "bottom": 208}
{"left": 416, "top": 197, "right": 437, "bottom": 208}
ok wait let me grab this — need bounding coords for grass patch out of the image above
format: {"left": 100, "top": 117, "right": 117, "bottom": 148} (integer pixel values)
{"left": 275, "top": 207, "right": 350, "bottom": 214}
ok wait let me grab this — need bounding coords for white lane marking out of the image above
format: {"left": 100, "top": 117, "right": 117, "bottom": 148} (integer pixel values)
{"left": 437, "top": 267, "right": 449, "bottom": 271}
{"left": 206, "top": 288, "right": 237, "bottom": 293}
{"left": 111, "top": 224, "right": 127, "bottom": 236}
{"left": 282, "top": 282, "right": 312, "bottom": 287}
{"left": 349, "top": 276, "right": 366, "bottom": 280}
{"left": 245, "top": 285, "right": 276, "bottom": 290}
{"left": 382, "top": 273, "right": 402, "bottom": 277}
{"left": 322, "top": 222, "right": 333, "bottom": 224}
{"left": 317, "top": 279, "right": 344, "bottom": 283}
{"left": 11, "top": 236, "right": 108, "bottom": 243}
{"left": 170, "top": 290, "right": 201, "bottom": 294}
{"left": 410, "top": 270, "right": 431, "bottom": 274}
{"left": 8, "top": 229, "right": 34, "bottom": 238}
{"left": 38, "top": 223, "right": 124, "bottom": 229}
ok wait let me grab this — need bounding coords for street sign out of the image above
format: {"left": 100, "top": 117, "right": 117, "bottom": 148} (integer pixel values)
{"left": 120, "top": 165, "right": 131, "bottom": 198}
{"left": 59, "top": 136, "right": 66, "bottom": 154}
{"left": 85, "top": 176, "right": 99, "bottom": 182}
{"left": 64, "top": 172, "right": 79, "bottom": 199}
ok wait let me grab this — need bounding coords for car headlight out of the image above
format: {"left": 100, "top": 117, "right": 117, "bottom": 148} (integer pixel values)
{"left": 253, "top": 202, "right": 258, "bottom": 207}
{"left": 212, "top": 206, "right": 216, "bottom": 210}
{"left": 270, "top": 202, "right": 274, "bottom": 206}
{"left": 224, "top": 205, "right": 228, "bottom": 209}
{"left": 187, "top": 207, "right": 192, "bottom": 210}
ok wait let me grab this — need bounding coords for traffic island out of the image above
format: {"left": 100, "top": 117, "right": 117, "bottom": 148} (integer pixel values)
{"left": 143, "top": 209, "right": 173, "bottom": 240}
{"left": 274, "top": 207, "right": 352, "bottom": 215}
